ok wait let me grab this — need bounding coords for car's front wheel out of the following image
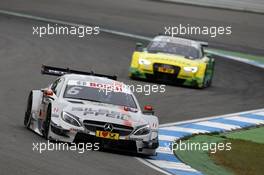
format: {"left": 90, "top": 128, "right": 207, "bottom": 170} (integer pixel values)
{"left": 24, "top": 92, "right": 33, "bottom": 129}
{"left": 203, "top": 78, "right": 212, "bottom": 88}
{"left": 202, "top": 61, "right": 215, "bottom": 88}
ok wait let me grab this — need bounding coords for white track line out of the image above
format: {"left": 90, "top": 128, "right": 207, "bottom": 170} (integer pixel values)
{"left": 225, "top": 116, "right": 264, "bottom": 124}
{"left": 0, "top": 9, "right": 152, "bottom": 41}
{"left": 156, "top": 146, "right": 173, "bottom": 154}
{"left": 159, "top": 135, "right": 180, "bottom": 142}
{"left": 206, "top": 50, "right": 264, "bottom": 69}
{"left": 195, "top": 121, "right": 241, "bottom": 130}
{"left": 1, "top": 9, "right": 264, "bottom": 71}
{"left": 135, "top": 158, "right": 174, "bottom": 175}
{"left": 254, "top": 111, "right": 264, "bottom": 116}
{"left": 161, "top": 0, "right": 264, "bottom": 14}
{"left": 161, "top": 126, "right": 208, "bottom": 134}
{"left": 160, "top": 108, "right": 264, "bottom": 127}
{"left": 147, "top": 160, "right": 199, "bottom": 172}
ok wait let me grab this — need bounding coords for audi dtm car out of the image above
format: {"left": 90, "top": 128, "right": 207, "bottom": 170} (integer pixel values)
{"left": 24, "top": 65, "right": 159, "bottom": 155}
{"left": 129, "top": 36, "right": 215, "bottom": 88}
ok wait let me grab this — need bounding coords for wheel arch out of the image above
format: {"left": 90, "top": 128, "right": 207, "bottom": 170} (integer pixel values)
{"left": 31, "top": 90, "right": 43, "bottom": 114}
{"left": 141, "top": 114, "right": 159, "bottom": 130}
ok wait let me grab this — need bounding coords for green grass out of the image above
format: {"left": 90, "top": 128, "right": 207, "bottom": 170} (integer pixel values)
{"left": 174, "top": 135, "right": 233, "bottom": 175}
{"left": 174, "top": 126, "right": 264, "bottom": 175}
{"left": 220, "top": 127, "right": 264, "bottom": 144}
{"left": 210, "top": 139, "right": 264, "bottom": 175}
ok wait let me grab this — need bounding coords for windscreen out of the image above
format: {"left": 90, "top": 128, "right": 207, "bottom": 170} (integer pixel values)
{"left": 63, "top": 85, "right": 137, "bottom": 109}
{"left": 147, "top": 41, "right": 201, "bottom": 59}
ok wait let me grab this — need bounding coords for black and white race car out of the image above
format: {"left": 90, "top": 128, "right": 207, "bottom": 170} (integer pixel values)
{"left": 24, "top": 65, "right": 159, "bottom": 155}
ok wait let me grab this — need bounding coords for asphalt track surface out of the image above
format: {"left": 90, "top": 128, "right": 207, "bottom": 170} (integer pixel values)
{"left": 1, "top": 0, "right": 264, "bottom": 55}
{"left": 0, "top": 2, "right": 264, "bottom": 175}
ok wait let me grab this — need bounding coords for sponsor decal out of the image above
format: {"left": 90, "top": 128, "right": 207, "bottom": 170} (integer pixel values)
{"left": 123, "top": 119, "right": 133, "bottom": 127}
{"left": 71, "top": 107, "right": 132, "bottom": 120}
{"left": 67, "top": 80, "right": 129, "bottom": 93}
{"left": 53, "top": 107, "right": 59, "bottom": 113}
{"left": 96, "top": 131, "right": 119, "bottom": 140}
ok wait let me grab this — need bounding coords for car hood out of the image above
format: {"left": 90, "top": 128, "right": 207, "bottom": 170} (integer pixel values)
{"left": 140, "top": 52, "right": 205, "bottom": 67}
{"left": 63, "top": 101, "right": 147, "bottom": 128}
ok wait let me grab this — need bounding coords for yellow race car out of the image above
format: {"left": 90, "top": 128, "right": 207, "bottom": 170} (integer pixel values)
{"left": 129, "top": 36, "right": 215, "bottom": 88}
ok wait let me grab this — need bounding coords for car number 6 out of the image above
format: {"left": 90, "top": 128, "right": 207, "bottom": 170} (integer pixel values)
{"left": 67, "top": 86, "right": 82, "bottom": 95}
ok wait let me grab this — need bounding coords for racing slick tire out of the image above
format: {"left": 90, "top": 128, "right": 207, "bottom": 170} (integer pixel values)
{"left": 129, "top": 73, "right": 139, "bottom": 81}
{"left": 43, "top": 104, "right": 52, "bottom": 140}
{"left": 201, "top": 62, "right": 215, "bottom": 88}
{"left": 203, "top": 78, "right": 212, "bottom": 88}
{"left": 206, "top": 61, "right": 215, "bottom": 88}
{"left": 24, "top": 92, "right": 33, "bottom": 129}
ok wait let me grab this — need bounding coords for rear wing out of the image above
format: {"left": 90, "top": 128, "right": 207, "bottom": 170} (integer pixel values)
{"left": 41, "top": 65, "right": 117, "bottom": 80}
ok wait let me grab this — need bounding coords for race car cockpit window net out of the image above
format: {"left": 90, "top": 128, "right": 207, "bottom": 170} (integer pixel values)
{"left": 63, "top": 85, "right": 137, "bottom": 109}
{"left": 147, "top": 41, "right": 201, "bottom": 59}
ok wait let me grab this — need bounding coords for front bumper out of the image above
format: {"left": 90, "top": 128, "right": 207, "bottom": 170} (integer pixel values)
{"left": 49, "top": 120, "right": 159, "bottom": 156}
{"left": 129, "top": 67, "right": 203, "bottom": 87}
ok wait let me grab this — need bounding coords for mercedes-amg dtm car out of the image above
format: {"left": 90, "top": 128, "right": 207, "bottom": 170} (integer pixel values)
{"left": 24, "top": 65, "right": 159, "bottom": 155}
{"left": 129, "top": 36, "right": 215, "bottom": 88}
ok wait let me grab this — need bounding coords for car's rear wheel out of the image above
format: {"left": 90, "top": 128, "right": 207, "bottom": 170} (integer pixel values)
{"left": 24, "top": 92, "right": 33, "bottom": 129}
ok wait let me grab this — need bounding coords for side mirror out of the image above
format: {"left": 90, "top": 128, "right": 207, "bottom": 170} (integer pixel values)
{"left": 135, "top": 42, "right": 143, "bottom": 51}
{"left": 143, "top": 105, "right": 154, "bottom": 115}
